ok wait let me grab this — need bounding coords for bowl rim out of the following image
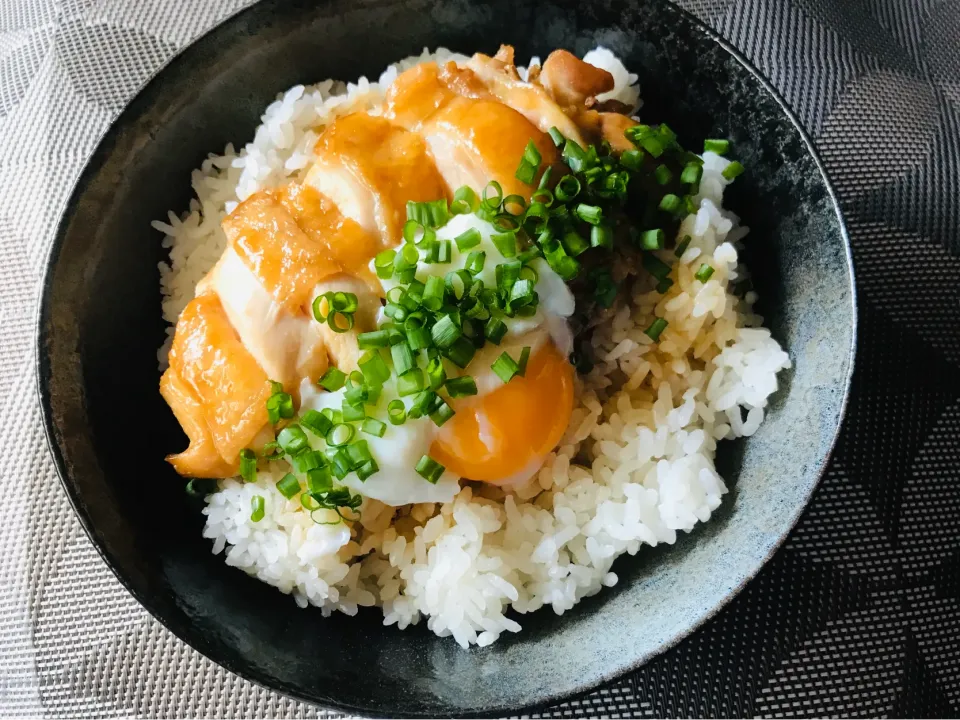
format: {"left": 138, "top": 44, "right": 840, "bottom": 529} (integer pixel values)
{"left": 35, "top": 0, "right": 857, "bottom": 715}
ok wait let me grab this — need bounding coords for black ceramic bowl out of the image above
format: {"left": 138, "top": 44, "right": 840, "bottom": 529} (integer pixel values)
{"left": 37, "top": 0, "right": 856, "bottom": 715}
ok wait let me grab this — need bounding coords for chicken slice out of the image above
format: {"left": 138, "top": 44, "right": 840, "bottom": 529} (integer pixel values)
{"left": 384, "top": 62, "right": 561, "bottom": 200}
{"left": 538, "top": 49, "right": 615, "bottom": 109}
{"left": 199, "top": 248, "right": 330, "bottom": 389}
{"left": 163, "top": 293, "right": 273, "bottom": 476}
{"left": 306, "top": 113, "right": 449, "bottom": 245}
{"left": 223, "top": 183, "right": 380, "bottom": 312}
{"left": 466, "top": 49, "right": 588, "bottom": 147}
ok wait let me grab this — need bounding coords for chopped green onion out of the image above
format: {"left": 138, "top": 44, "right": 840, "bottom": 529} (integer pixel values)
{"left": 437, "top": 239, "right": 452, "bottom": 263}
{"left": 276, "top": 473, "right": 301, "bottom": 499}
{"left": 362, "top": 417, "right": 387, "bottom": 438}
{"left": 445, "top": 270, "right": 472, "bottom": 302}
{"left": 722, "top": 161, "right": 745, "bottom": 180}
{"left": 704, "top": 139, "right": 730, "bottom": 155}
{"left": 405, "top": 316, "right": 432, "bottom": 351}
{"left": 343, "top": 371, "right": 368, "bottom": 405}
{"left": 250, "top": 495, "right": 265, "bottom": 522}
{"left": 307, "top": 466, "right": 332, "bottom": 494}
{"left": 331, "top": 292, "right": 358, "bottom": 313}
{"left": 345, "top": 440, "right": 373, "bottom": 470}
{"left": 619, "top": 149, "right": 644, "bottom": 172}
{"left": 443, "top": 337, "right": 476, "bottom": 369}
{"left": 390, "top": 341, "right": 415, "bottom": 376}
{"left": 562, "top": 139, "right": 588, "bottom": 172}
{"left": 358, "top": 330, "right": 390, "bottom": 349}
{"left": 555, "top": 175, "right": 581, "bottom": 202}
{"left": 451, "top": 185, "right": 479, "bottom": 214}
{"left": 455, "top": 227, "right": 482, "bottom": 251}
{"left": 415, "top": 455, "right": 445, "bottom": 484}
{"left": 398, "top": 368, "right": 425, "bottom": 396}
{"left": 265, "top": 385, "right": 294, "bottom": 425}
{"left": 681, "top": 163, "right": 703, "bottom": 186}
{"left": 515, "top": 140, "right": 542, "bottom": 185}
{"left": 321, "top": 408, "right": 342, "bottom": 425}
{"left": 575, "top": 203, "right": 603, "bottom": 225}
{"left": 542, "top": 238, "right": 581, "bottom": 280}
{"left": 407, "top": 198, "right": 450, "bottom": 228}
{"left": 341, "top": 400, "right": 365, "bottom": 422}
{"left": 387, "top": 399, "right": 407, "bottom": 425}
{"left": 277, "top": 425, "right": 309, "bottom": 455}
{"left": 325, "top": 423, "right": 356, "bottom": 448}
{"left": 325, "top": 448, "right": 352, "bottom": 480}
{"left": 590, "top": 224, "right": 613, "bottom": 249}
{"left": 482, "top": 181, "right": 504, "bottom": 210}
{"left": 517, "top": 346, "right": 531, "bottom": 376}
{"left": 492, "top": 351, "right": 520, "bottom": 383}
{"left": 492, "top": 232, "right": 518, "bottom": 258}
{"left": 502, "top": 194, "right": 528, "bottom": 216}
{"left": 431, "top": 314, "right": 462, "bottom": 349}
{"left": 675, "top": 235, "right": 692, "bottom": 257}
{"left": 640, "top": 229, "right": 665, "bottom": 250}
{"left": 445, "top": 376, "right": 478, "bottom": 397}
{"left": 409, "top": 390, "right": 439, "bottom": 419}
{"left": 654, "top": 164, "right": 673, "bottom": 185}
{"left": 561, "top": 230, "right": 589, "bottom": 257}
{"left": 659, "top": 194, "right": 682, "bottom": 213}
{"left": 639, "top": 134, "right": 665, "bottom": 157}
{"left": 592, "top": 268, "right": 618, "bottom": 308}
{"left": 465, "top": 250, "right": 486, "bottom": 275}
{"left": 426, "top": 356, "right": 446, "bottom": 390}
{"left": 359, "top": 350, "right": 391, "bottom": 387}
{"left": 300, "top": 409, "right": 333, "bottom": 438}
{"left": 430, "top": 398, "right": 456, "bottom": 427}
{"left": 484, "top": 316, "right": 507, "bottom": 345}
{"left": 695, "top": 264, "right": 716, "bottom": 282}
{"left": 374, "top": 249, "right": 396, "bottom": 279}
{"left": 239, "top": 448, "right": 257, "bottom": 483}
{"left": 642, "top": 253, "right": 672, "bottom": 281}
{"left": 548, "top": 126, "right": 565, "bottom": 147}
{"left": 290, "top": 449, "right": 323, "bottom": 473}
{"left": 260, "top": 440, "right": 282, "bottom": 459}
{"left": 328, "top": 311, "right": 354, "bottom": 333}
{"left": 356, "top": 458, "right": 380, "bottom": 481}
{"left": 645, "top": 317, "right": 669, "bottom": 341}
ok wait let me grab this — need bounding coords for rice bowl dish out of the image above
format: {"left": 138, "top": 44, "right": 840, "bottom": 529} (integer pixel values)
{"left": 153, "top": 45, "right": 791, "bottom": 649}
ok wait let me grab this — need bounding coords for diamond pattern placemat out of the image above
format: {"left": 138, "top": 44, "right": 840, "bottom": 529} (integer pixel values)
{"left": 2, "top": 0, "right": 958, "bottom": 716}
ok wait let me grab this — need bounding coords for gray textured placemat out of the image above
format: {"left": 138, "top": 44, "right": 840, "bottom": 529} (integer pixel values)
{"left": 3, "top": 0, "right": 959, "bottom": 717}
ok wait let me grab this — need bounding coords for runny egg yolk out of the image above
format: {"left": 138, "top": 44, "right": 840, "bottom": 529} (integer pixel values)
{"left": 430, "top": 342, "right": 575, "bottom": 484}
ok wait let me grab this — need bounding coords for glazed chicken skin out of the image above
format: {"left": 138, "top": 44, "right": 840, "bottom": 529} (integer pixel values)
{"left": 161, "top": 46, "right": 637, "bottom": 478}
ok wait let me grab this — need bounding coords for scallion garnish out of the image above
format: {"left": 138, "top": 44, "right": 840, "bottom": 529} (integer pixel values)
{"left": 455, "top": 227, "right": 482, "bottom": 251}
{"left": 640, "top": 229, "right": 665, "bottom": 250}
{"left": 704, "top": 138, "right": 730, "bottom": 155}
{"left": 265, "top": 382, "right": 294, "bottom": 425}
{"left": 694, "top": 264, "right": 715, "bottom": 282}
{"left": 590, "top": 224, "right": 613, "bottom": 249}
{"left": 492, "top": 231, "right": 518, "bottom": 258}
{"left": 397, "top": 368, "right": 425, "bottom": 396}
{"left": 276, "top": 473, "right": 301, "bottom": 499}
{"left": 429, "top": 398, "right": 456, "bottom": 427}
{"left": 361, "top": 417, "right": 387, "bottom": 438}
{"left": 387, "top": 399, "right": 407, "bottom": 425}
{"left": 325, "top": 423, "right": 356, "bottom": 448}
{"left": 431, "top": 314, "right": 462, "bottom": 349}
{"left": 675, "top": 235, "right": 692, "bottom": 258}
{"left": 654, "top": 164, "right": 672, "bottom": 185}
{"left": 514, "top": 140, "right": 542, "bottom": 185}
{"left": 491, "top": 351, "right": 520, "bottom": 383}
{"left": 250, "top": 495, "right": 265, "bottom": 522}
{"left": 319, "top": 367, "right": 346, "bottom": 392}
{"left": 240, "top": 448, "right": 257, "bottom": 482}
{"left": 277, "top": 425, "right": 309, "bottom": 455}
{"left": 415, "top": 455, "right": 445, "bottom": 484}
{"left": 451, "top": 185, "right": 479, "bottom": 214}
{"left": 722, "top": 161, "right": 745, "bottom": 180}
{"left": 645, "top": 317, "right": 669, "bottom": 341}
{"left": 444, "top": 376, "right": 478, "bottom": 397}
{"left": 659, "top": 194, "right": 682, "bottom": 213}
{"left": 548, "top": 126, "right": 565, "bottom": 147}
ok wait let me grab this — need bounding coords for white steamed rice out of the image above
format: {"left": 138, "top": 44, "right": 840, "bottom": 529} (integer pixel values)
{"left": 154, "top": 47, "right": 790, "bottom": 648}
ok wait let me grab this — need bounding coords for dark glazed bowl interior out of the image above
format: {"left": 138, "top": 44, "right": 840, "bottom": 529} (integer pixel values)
{"left": 37, "top": 0, "right": 855, "bottom": 715}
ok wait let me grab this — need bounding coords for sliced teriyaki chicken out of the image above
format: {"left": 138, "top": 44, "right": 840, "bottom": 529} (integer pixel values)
{"left": 384, "top": 62, "right": 561, "bottom": 199}
{"left": 305, "top": 113, "right": 449, "bottom": 245}
{"left": 465, "top": 47, "right": 589, "bottom": 147}
{"left": 160, "top": 292, "right": 274, "bottom": 477}
{"left": 205, "top": 182, "right": 380, "bottom": 388}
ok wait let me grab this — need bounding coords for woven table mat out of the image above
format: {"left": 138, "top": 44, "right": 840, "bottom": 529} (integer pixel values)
{"left": 2, "top": 0, "right": 959, "bottom": 716}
